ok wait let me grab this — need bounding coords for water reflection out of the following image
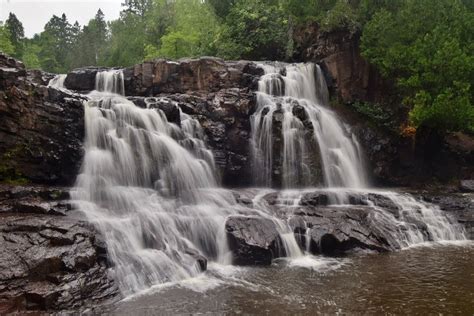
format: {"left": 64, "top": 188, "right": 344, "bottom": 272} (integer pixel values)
{"left": 100, "top": 243, "right": 473, "bottom": 315}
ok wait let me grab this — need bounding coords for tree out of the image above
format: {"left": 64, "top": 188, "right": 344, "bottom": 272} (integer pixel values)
{"left": 103, "top": 11, "right": 147, "bottom": 66}
{"left": 361, "top": 0, "right": 474, "bottom": 132}
{"left": 152, "top": 0, "right": 219, "bottom": 59}
{"left": 122, "top": 0, "right": 154, "bottom": 18}
{"left": 0, "top": 24, "right": 14, "bottom": 55}
{"left": 39, "top": 14, "right": 75, "bottom": 72}
{"left": 5, "top": 13, "right": 25, "bottom": 57}
{"left": 216, "top": 0, "right": 288, "bottom": 60}
{"left": 21, "top": 42, "right": 41, "bottom": 69}
{"left": 208, "top": 0, "right": 236, "bottom": 19}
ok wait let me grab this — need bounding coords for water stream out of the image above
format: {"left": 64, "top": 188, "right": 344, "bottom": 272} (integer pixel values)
{"left": 59, "top": 63, "right": 467, "bottom": 300}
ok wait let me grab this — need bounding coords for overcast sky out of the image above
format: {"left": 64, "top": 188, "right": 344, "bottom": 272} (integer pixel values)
{"left": 0, "top": 0, "right": 122, "bottom": 38}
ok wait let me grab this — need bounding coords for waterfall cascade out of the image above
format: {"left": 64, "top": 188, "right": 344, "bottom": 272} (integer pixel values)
{"left": 68, "top": 65, "right": 466, "bottom": 297}
{"left": 251, "top": 63, "right": 367, "bottom": 188}
{"left": 71, "top": 70, "right": 238, "bottom": 295}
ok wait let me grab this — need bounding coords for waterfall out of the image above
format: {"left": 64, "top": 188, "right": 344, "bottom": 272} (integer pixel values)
{"left": 71, "top": 70, "right": 237, "bottom": 295}
{"left": 251, "top": 63, "right": 367, "bottom": 188}
{"left": 48, "top": 74, "right": 66, "bottom": 89}
{"left": 69, "top": 65, "right": 465, "bottom": 297}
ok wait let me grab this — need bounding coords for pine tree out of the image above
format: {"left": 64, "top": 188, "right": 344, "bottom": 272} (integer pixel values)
{"left": 5, "top": 13, "right": 25, "bottom": 57}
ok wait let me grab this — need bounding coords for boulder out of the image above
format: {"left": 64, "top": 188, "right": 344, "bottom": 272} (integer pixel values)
{"left": 225, "top": 215, "right": 284, "bottom": 265}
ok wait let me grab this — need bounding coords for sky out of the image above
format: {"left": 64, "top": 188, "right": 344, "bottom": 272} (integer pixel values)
{"left": 0, "top": 0, "right": 123, "bottom": 38}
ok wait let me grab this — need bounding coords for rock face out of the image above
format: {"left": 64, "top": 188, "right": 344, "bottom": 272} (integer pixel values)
{"left": 293, "top": 25, "right": 474, "bottom": 186}
{"left": 0, "top": 185, "right": 118, "bottom": 313}
{"left": 64, "top": 57, "right": 262, "bottom": 186}
{"left": 292, "top": 24, "right": 390, "bottom": 104}
{"left": 0, "top": 53, "right": 85, "bottom": 185}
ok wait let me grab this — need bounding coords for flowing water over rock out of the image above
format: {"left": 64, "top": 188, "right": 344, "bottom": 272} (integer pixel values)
{"left": 251, "top": 63, "right": 367, "bottom": 188}
{"left": 70, "top": 65, "right": 467, "bottom": 302}
{"left": 71, "top": 70, "right": 238, "bottom": 295}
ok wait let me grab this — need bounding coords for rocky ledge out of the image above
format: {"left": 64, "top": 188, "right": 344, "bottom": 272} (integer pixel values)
{"left": 226, "top": 189, "right": 473, "bottom": 265}
{"left": 0, "top": 185, "right": 118, "bottom": 313}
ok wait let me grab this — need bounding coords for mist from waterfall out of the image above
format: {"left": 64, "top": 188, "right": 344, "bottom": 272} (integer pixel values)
{"left": 251, "top": 63, "right": 367, "bottom": 188}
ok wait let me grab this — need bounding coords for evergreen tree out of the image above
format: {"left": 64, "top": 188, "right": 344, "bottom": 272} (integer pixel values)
{"left": 5, "top": 13, "right": 25, "bottom": 57}
{"left": 0, "top": 23, "right": 14, "bottom": 55}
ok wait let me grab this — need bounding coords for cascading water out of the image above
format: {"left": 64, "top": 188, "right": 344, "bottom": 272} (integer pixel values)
{"left": 71, "top": 70, "right": 237, "bottom": 295}
{"left": 251, "top": 63, "right": 367, "bottom": 188}
{"left": 48, "top": 74, "right": 67, "bottom": 89}
{"left": 249, "top": 62, "right": 465, "bottom": 257}
{"left": 69, "top": 63, "right": 466, "bottom": 297}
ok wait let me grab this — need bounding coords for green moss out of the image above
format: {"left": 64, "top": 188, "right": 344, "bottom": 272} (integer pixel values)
{"left": 0, "top": 144, "right": 30, "bottom": 185}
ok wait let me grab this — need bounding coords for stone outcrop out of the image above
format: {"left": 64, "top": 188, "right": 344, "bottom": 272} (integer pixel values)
{"left": 64, "top": 57, "right": 262, "bottom": 186}
{"left": 225, "top": 215, "right": 284, "bottom": 265}
{"left": 0, "top": 53, "right": 85, "bottom": 186}
{"left": 0, "top": 185, "right": 118, "bottom": 313}
{"left": 292, "top": 24, "right": 391, "bottom": 104}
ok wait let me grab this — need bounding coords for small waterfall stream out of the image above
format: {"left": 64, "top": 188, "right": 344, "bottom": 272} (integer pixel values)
{"left": 251, "top": 63, "right": 367, "bottom": 188}
{"left": 66, "top": 65, "right": 466, "bottom": 297}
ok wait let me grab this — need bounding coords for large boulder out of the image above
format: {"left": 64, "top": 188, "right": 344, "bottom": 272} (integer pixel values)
{"left": 225, "top": 215, "right": 284, "bottom": 265}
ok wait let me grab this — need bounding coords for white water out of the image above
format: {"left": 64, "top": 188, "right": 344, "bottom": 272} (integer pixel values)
{"left": 48, "top": 74, "right": 66, "bottom": 89}
{"left": 71, "top": 70, "right": 240, "bottom": 295}
{"left": 68, "top": 65, "right": 466, "bottom": 297}
{"left": 251, "top": 63, "right": 367, "bottom": 188}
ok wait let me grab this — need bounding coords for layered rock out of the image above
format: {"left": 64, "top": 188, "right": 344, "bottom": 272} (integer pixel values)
{"left": 64, "top": 57, "right": 262, "bottom": 186}
{"left": 226, "top": 215, "right": 284, "bottom": 265}
{"left": 0, "top": 53, "right": 84, "bottom": 185}
{"left": 0, "top": 185, "right": 118, "bottom": 312}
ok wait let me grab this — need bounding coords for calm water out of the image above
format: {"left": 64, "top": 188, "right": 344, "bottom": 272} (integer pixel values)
{"left": 92, "top": 242, "right": 474, "bottom": 315}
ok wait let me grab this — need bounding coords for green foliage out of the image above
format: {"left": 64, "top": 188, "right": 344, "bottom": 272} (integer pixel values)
{"left": 320, "top": 0, "right": 359, "bottom": 33}
{"left": 217, "top": 0, "right": 288, "bottom": 60}
{"left": 0, "top": 24, "right": 14, "bottom": 55}
{"left": 151, "top": 0, "right": 219, "bottom": 59}
{"left": 5, "top": 13, "right": 25, "bottom": 57}
{"left": 410, "top": 83, "right": 474, "bottom": 133}
{"left": 104, "top": 11, "right": 147, "bottom": 66}
{"left": 361, "top": 0, "right": 474, "bottom": 132}
{"left": 351, "top": 101, "right": 397, "bottom": 131}
{"left": 21, "top": 43, "right": 41, "bottom": 69}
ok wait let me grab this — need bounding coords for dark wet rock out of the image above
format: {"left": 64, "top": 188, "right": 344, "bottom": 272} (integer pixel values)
{"left": 64, "top": 66, "right": 108, "bottom": 92}
{"left": 0, "top": 54, "right": 85, "bottom": 186}
{"left": 292, "top": 206, "right": 396, "bottom": 254}
{"left": 0, "top": 185, "right": 118, "bottom": 312}
{"left": 460, "top": 180, "right": 474, "bottom": 193}
{"left": 225, "top": 215, "right": 284, "bottom": 265}
{"left": 124, "top": 57, "right": 262, "bottom": 96}
{"left": 300, "top": 192, "right": 329, "bottom": 206}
